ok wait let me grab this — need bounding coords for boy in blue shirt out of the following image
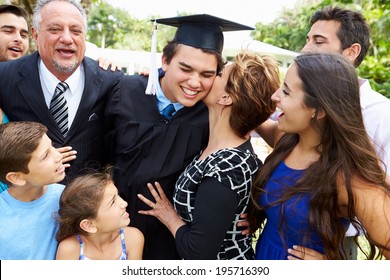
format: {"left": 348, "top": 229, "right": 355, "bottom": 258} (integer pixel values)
{"left": 0, "top": 121, "right": 66, "bottom": 259}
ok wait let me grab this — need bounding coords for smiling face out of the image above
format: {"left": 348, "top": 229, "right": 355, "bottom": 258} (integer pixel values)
{"left": 271, "top": 63, "right": 315, "bottom": 134}
{"left": 93, "top": 182, "right": 130, "bottom": 233}
{"left": 160, "top": 44, "right": 218, "bottom": 107}
{"left": 0, "top": 12, "right": 29, "bottom": 62}
{"left": 32, "top": 1, "right": 86, "bottom": 81}
{"left": 23, "top": 133, "right": 65, "bottom": 187}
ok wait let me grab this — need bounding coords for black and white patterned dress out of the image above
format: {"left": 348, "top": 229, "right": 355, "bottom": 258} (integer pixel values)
{"left": 173, "top": 139, "right": 260, "bottom": 260}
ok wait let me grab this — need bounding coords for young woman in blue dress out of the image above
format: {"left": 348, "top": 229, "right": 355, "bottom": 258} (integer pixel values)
{"left": 249, "top": 53, "right": 390, "bottom": 260}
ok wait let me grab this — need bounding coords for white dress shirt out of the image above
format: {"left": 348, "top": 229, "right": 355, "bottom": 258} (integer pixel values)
{"left": 39, "top": 59, "right": 85, "bottom": 129}
{"left": 359, "top": 78, "right": 390, "bottom": 173}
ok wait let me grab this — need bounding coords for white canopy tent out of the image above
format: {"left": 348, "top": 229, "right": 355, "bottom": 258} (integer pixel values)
{"left": 85, "top": 42, "right": 162, "bottom": 74}
{"left": 223, "top": 39, "right": 299, "bottom": 70}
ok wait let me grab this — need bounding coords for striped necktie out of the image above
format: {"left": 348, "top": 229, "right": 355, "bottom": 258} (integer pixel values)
{"left": 162, "top": 103, "right": 175, "bottom": 120}
{"left": 50, "top": 82, "right": 69, "bottom": 137}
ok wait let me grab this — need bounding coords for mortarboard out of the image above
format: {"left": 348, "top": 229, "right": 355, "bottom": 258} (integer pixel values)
{"left": 145, "top": 14, "right": 254, "bottom": 95}
{"left": 155, "top": 14, "right": 254, "bottom": 54}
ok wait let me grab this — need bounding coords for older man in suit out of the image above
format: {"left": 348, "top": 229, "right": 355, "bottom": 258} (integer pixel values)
{"left": 0, "top": 0, "right": 122, "bottom": 183}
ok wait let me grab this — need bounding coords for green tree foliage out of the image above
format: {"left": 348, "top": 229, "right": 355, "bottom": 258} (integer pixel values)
{"left": 251, "top": 6, "right": 315, "bottom": 53}
{"left": 356, "top": 0, "right": 389, "bottom": 97}
{"left": 87, "top": 0, "right": 175, "bottom": 52}
{"left": 87, "top": 0, "right": 147, "bottom": 50}
{"left": 251, "top": 0, "right": 389, "bottom": 98}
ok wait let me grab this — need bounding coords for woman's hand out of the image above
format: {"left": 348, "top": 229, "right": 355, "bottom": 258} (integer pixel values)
{"left": 237, "top": 213, "right": 251, "bottom": 236}
{"left": 287, "top": 245, "right": 326, "bottom": 260}
{"left": 138, "top": 182, "right": 185, "bottom": 235}
{"left": 57, "top": 146, "right": 77, "bottom": 168}
{"left": 97, "top": 57, "right": 120, "bottom": 71}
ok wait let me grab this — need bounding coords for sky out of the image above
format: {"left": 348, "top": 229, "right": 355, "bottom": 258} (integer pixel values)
{"left": 105, "top": 0, "right": 298, "bottom": 42}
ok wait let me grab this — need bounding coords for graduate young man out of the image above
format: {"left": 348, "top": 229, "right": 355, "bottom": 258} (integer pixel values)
{"left": 106, "top": 14, "right": 253, "bottom": 260}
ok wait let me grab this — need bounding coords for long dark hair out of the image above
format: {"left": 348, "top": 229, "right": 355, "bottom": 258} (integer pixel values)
{"left": 249, "top": 53, "right": 390, "bottom": 259}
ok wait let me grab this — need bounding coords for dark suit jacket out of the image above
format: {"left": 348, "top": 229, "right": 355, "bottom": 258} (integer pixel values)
{"left": 0, "top": 51, "right": 123, "bottom": 183}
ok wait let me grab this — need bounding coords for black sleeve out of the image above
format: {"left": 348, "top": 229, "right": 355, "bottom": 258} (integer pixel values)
{"left": 175, "top": 177, "right": 239, "bottom": 259}
{"left": 104, "top": 77, "right": 122, "bottom": 163}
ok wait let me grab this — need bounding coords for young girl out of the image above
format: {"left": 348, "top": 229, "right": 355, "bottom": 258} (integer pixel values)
{"left": 55, "top": 169, "right": 144, "bottom": 260}
{"left": 249, "top": 53, "right": 390, "bottom": 260}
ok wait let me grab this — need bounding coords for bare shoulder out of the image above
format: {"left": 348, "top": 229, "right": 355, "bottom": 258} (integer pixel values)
{"left": 123, "top": 226, "right": 144, "bottom": 243}
{"left": 123, "top": 227, "right": 144, "bottom": 260}
{"left": 56, "top": 235, "right": 80, "bottom": 260}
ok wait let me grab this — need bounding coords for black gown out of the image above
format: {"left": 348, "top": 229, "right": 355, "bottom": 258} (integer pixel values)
{"left": 105, "top": 72, "right": 209, "bottom": 259}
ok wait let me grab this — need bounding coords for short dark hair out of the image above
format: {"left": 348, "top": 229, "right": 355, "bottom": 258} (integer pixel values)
{"left": 0, "top": 122, "right": 47, "bottom": 184}
{"left": 310, "top": 6, "right": 370, "bottom": 67}
{"left": 0, "top": 4, "right": 29, "bottom": 22}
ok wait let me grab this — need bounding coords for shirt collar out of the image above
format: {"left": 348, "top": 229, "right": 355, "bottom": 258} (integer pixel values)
{"left": 39, "top": 58, "right": 83, "bottom": 96}
{"left": 358, "top": 78, "right": 369, "bottom": 109}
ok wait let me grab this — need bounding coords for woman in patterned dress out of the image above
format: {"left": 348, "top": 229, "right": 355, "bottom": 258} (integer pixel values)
{"left": 138, "top": 51, "right": 280, "bottom": 259}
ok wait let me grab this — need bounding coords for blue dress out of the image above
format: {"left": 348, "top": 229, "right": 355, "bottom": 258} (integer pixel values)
{"left": 255, "top": 161, "right": 325, "bottom": 259}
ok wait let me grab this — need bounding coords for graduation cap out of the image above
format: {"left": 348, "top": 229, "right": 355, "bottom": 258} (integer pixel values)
{"left": 145, "top": 14, "right": 254, "bottom": 95}
{"left": 155, "top": 14, "right": 254, "bottom": 54}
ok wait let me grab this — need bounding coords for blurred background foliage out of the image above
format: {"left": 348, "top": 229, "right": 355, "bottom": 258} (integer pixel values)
{"left": 251, "top": 0, "right": 389, "bottom": 97}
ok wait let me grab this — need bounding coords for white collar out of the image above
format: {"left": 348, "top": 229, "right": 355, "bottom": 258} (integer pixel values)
{"left": 38, "top": 59, "right": 83, "bottom": 96}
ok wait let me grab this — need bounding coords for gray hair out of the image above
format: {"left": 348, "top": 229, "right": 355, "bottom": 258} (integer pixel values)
{"left": 32, "top": 0, "right": 87, "bottom": 32}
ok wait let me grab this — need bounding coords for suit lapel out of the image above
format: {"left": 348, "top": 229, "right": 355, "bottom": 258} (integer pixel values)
{"left": 17, "top": 52, "right": 64, "bottom": 141}
{"left": 66, "top": 57, "right": 102, "bottom": 139}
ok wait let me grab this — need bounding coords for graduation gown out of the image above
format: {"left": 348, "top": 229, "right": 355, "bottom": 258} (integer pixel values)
{"left": 105, "top": 72, "right": 209, "bottom": 259}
